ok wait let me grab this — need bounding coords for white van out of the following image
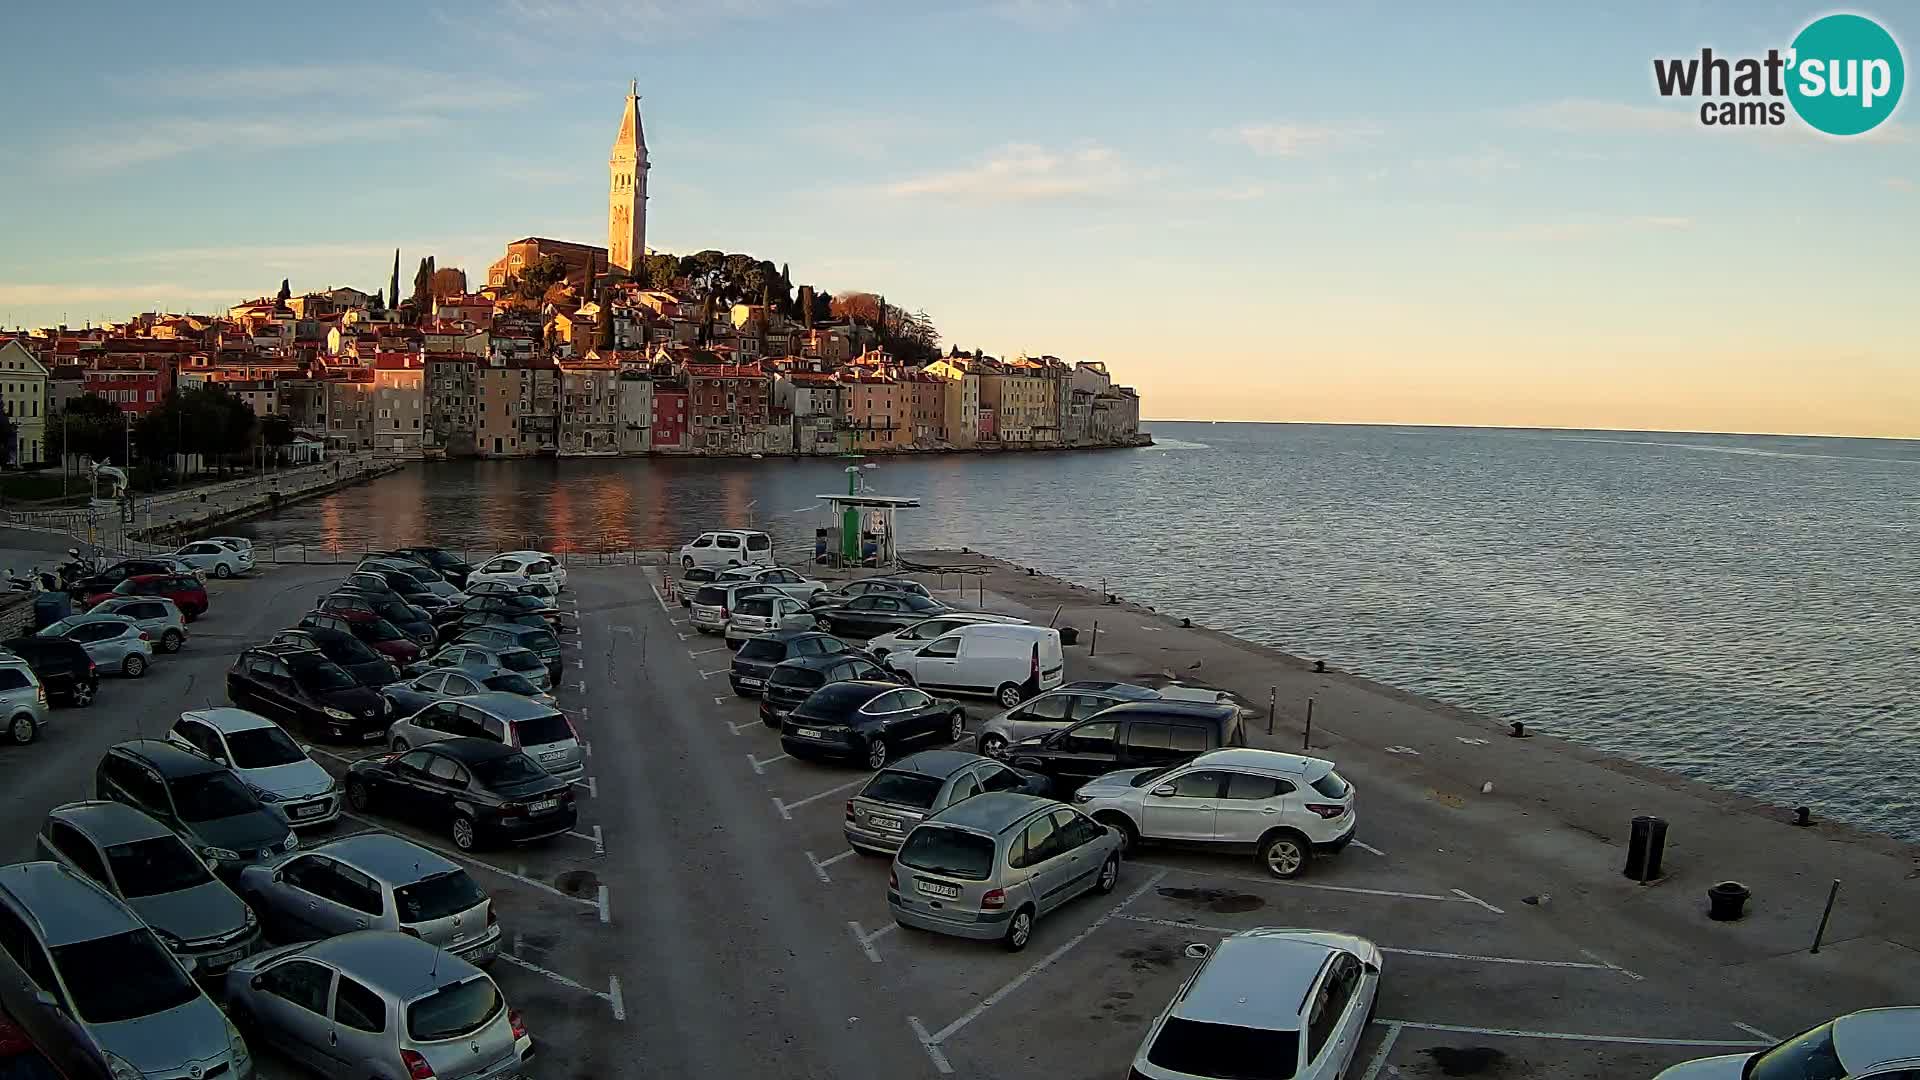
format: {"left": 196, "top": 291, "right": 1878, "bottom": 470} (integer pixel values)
{"left": 679, "top": 530, "right": 775, "bottom": 570}
{"left": 882, "top": 623, "right": 1065, "bottom": 708}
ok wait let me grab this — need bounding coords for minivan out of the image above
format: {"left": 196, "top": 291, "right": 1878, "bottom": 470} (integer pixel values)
{"left": 688, "top": 581, "right": 782, "bottom": 635}
{"left": 678, "top": 530, "right": 774, "bottom": 571}
{"left": 384, "top": 691, "right": 584, "bottom": 782}
{"left": 723, "top": 592, "right": 815, "bottom": 645}
{"left": 1003, "top": 700, "right": 1248, "bottom": 795}
{"left": 881, "top": 624, "right": 1065, "bottom": 708}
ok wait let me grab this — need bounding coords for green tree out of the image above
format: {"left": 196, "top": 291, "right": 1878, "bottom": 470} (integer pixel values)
{"left": 643, "top": 253, "right": 678, "bottom": 291}
{"left": 515, "top": 256, "right": 569, "bottom": 301}
{"left": 389, "top": 249, "right": 401, "bottom": 312}
{"left": 276, "top": 278, "right": 292, "bottom": 303}
{"left": 410, "top": 256, "right": 435, "bottom": 313}
{"left": 0, "top": 408, "right": 15, "bottom": 466}
{"left": 49, "top": 395, "right": 125, "bottom": 464}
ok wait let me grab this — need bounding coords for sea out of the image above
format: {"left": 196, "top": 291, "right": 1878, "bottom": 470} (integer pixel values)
{"left": 230, "top": 423, "right": 1920, "bottom": 842}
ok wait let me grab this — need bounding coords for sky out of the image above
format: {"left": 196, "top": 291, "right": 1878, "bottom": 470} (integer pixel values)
{"left": 0, "top": 1, "right": 1915, "bottom": 437}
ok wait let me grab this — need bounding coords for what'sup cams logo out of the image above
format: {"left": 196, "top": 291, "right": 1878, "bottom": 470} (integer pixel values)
{"left": 1653, "top": 12, "right": 1904, "bottom": 134}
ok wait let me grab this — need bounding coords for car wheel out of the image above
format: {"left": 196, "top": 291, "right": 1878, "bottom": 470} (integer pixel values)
{"left": 160, "top": 630, "right": 183, "bottom": 654}
{"left": 346, "top": 779, "right": 372, "bottom": 811}
{"left": 995, "top": 682, "right": 1024, "bottom": 709}
{"left": 682, "top": 557, "right": 695, "bottom": 570}
{"left": 1095, "top": 812, "right": 1139, "bottom": 854}
{"left": 451, "top": 814, "right": 478, "bottom": 851}
{"left": 214, "top": 563, "right": 233, "bottom": 579}
{"left": 815, "top": 618, "right": 833, "bottom": 632}
{"left": 725, "top": 638, "right": 742, "bottom": 651}
{"left": 865, "top": 735, "right": 889, "bottom": 770}
{"left": 390, "top": 738, "right": 409, "bottom": 752}
{"left": 184, "top": 609, "right": 198, "bottom": 623}
{"left": 947, "top": 710, "right": 965, "bottom": 743}
{"left": 1094, "top": 853, "right": 1119, "bottom": 894}
{"left": 122, "top": 654, "right": 147, "bottom": 678}
{"left": 69, "top": 681, "right": 96, "bottom": 708}
{"left": 1003, "top": 905, "right": 1035, "bottom": 952}
{"left": 1259, "top": 831, "right": 1310, "bottom": 879}
{"left": 978, "top": 733, "right": 1008, "bottom": 759}
{"left": 6, "top": 713, "right": 36, "bottom": 746}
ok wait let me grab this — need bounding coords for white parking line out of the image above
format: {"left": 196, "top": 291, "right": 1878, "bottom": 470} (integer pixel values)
{"left": 713, "top": 696, "right": 727, "bottom": 705}
{"left": 574, "top": 776, "right": 597, "bottom": 798}
{"left": 572, "top": 658, "right": 585, "bottom": 669}
{"left": 1375, "top": 1019, "right": 1770, "bottom": 1048}
{"left": 1360, "top": 1022, "right": 1402, "bottom": 1080}
{"left": 677, "top": 633, "right": 692, "bottom": 641}
{"left": 597, "top": 884, "right": 611, "bottom": 925}
{"left": 1579, "top": 948, "right": 1645, "bottom": 981}
{"left": 908, "top": 1017, "right": 954, "bottom": 1075}
{"left": 564, "top": 830, "right": 598, "bottom": 845}
{"left": 649, "top": 583, "right": 671, "bottom": 613}
{"left": 700, "top": 668, "right": 729, "bottom": 678}
{"left": 592, "top": 824, "right": 605, "bottom": 856}
{"left": 1133, "top": 861, "right": 1487, "bottom": 908}
{"left": 728, "top": 719, "right": 762, "bottom": 735}
{"left": 772, "top": 777, "right": 868, "bottom": 820}
{"left": 688, "top": 647, "right": 727, "bottom": 658}
{"left": 493, "top": 953, "right": 622, "bottom": 1021}
{"left": 1352, "top": 840, "right": 1387, "bottom": 856}
{"left": 807, "top": 849, "right": 855, "bottom": 884}
{"left": 1732, "top": 1021, "right": 1777, "bottom": 1042}
{"left": 847, "top": 920, "right": 892, "bottom": 963}
{"left": 575, "top": 680, "right": 589, "bottom": 693}
{"left": 608, "top": 976, "right": 626, "bottom": 1021}
{"left": 1450, "top": 888, "right": 1506, "bottom": 914}
{"left": 749, "top": 752, "right": 791, "bottom": 774}
{"left": 338, "top": 813, "right": 596, "bottom": 908}
{"left": 1113, "top": 915, "right": 1623, "bottom": 973}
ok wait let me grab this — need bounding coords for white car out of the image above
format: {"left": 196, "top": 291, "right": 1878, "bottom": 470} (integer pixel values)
{"left": 173, "top": 539, "right": 254, "bottom": 579}
{"left": 1072, "top": 748, "right": 1357, "bottom": 878}
{"left": 678, "top": 530, "right": 774, "bottom": 570}
{"left": 866, "top": 612, "right": 1030, "bottom": 659}
{"left": 166, "top": 707, "right": 342, "bottom": 829}
{"left": 469, "top": 551, "right": 567, "bottom": 592}
{"left": 1654, "top": 1007, "right": 1920, "bottom": 1078}
{"left": 881, "top": 623, "right": 1065, "bottom": 707}
{"left": 713, "top": 565, "right": 827, "bottom": 603}
{"left": 1130, "top": 928, "right": 1381, "bottom": 1080}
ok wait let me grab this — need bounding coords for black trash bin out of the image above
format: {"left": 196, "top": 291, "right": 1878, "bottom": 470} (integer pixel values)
{"left": 1708, "top": 881, "right": 1751, "bottom": 921}
{"left": 1624, "top": 815, "right": 1668, "bottom": 881}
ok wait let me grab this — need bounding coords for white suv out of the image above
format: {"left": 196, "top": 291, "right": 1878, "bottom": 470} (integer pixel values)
{"left": 1072, "top": 748, "right": 1356, "bottom": 879}
{"left": 679, "top": 530, "right": 774, "bottom": 570}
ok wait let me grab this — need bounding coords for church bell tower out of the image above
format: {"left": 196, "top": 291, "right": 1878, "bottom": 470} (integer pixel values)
{"left": 609, "top": 81, "right": 649, "bottom": 277}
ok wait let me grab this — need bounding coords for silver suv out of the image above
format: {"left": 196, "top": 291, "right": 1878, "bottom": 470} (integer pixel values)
{"left": 0, "top": 655, "right": 50, "bottom": 746}
{"left": 386, "top": 691, "right": 583, "bottom": 782}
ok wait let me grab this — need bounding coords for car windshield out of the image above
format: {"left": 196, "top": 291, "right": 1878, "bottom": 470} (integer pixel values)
{"left": 291, "top": 657, "right": 358, "bottom": 691}
{"left": 498, "top": 650, "right": 543, "bottom": 673}
{"left": 504, "top": 595, "right": 544, "bottom": 611}
{"left": 395, "top": 870, "right": 487, "bottom": 923}
{"left": 860, "top": 770, "right": 943, "bottom": 809}
{"left": 694, "top": 587, "right": 729, "bottom": 606}
{"left": 226, "top": 726, "right": 307, "bottom": 769}
{"left": 1129, "top": 766, "right": 1179, "bottom": 788}
{"left": 324, "top": 635, "right": 382, "bottom": 665}
{"left": 738, "top": 639, "right": 786, "bottom": 662}
{"left": 406, "top": 976, "right": 503, "bottom": 1041}
{"left": 903, "top": 595, "right": 943, "bottom": 612}
{"left": 51, "top": 930, "right": 200, "bottom": 1025}
{"left": 1147, "top": 1017, "right": 1299, "bottom": 1080}
{"left": 770, "top": 666, "right": 825, "bottom": 689}
{"left": 471, "top": 753, "right": 546, "bottom": 788}
{"left": 512, "top": 713, "right": 573, "bottom": 746}
{"left": 362, "top": 618, "right": 406, "bottom": 642}
{"left": 169, "top": 771, "right": 260, "bottom": 821}
{"left": 1311, "top": 771, "right": 1350, "bottom": 799}
{"left": 105, "top": 836, "right": 214, "bottom": 897}
{"left": 483, "top": 673, "right": 542, "bottom": 696}
{"left": 897, "top": 826, "right": 994, "bottom": 881}
{"left": 516, "top": 629, "right": 557, "bottom": 650}
{"left": 737, "top": 598, "right": 775, "bottom": 616}
{"left": 1745, "top": 1023, "right": 1846, "bottom": 1080}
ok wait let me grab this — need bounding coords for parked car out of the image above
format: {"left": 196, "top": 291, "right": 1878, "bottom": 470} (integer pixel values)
{"left": 348, "top": 565, "right": 454, "bottom": 610}
{"left": 381, "top": 667, "right": 554, "bottom": 717}
{"left": 677, "top": 530, "right": 774, "bottom": 570}
{"left": 298, "top": 608, "right": 421, "bottom": 664}
{"left": 39, "top": 613, "right": 152, "bottom": 678}
{"left": 67, "top": 557, "right": 193, "bottom": 599}
{"left": 224, "top": 931, "right": 532, "bottom": 1080}
{"left": 1005, "top": 700, "right": 1250, "bottom": 796}
{"left": 385, "top": 692, "right": 582, "bottom": 782}
{"left": 0, "top": 635, "right": 96, "bottom": 708}
{"left": 34, "top": 801, "right": 260, "bottom": 975}
{"left": 781, "top": 680, "right": 967, "bottom": 769}
{"left": 675, "top": 566, "right": 719, "bottom": 607}
{"left": 98, "top": 574, "right": 208, "bottom": 621}
{"left": 434, "top": 609, "right": 553, "bottom": 649}
{"left": 94, "top": 739, "right": 298, "bottom": 877}
{"left": 462, "top": 577, "right": 557, "bottom": 602}
{"left": 322, "top": 591, "right": 435, "bottom": 648}
{"left": 360, "top": 557, "right": 464, "bottom": 596}
{"left": 336, "top": 571, "right": 402, "bottom": 600}
{"left": 0, "top": 862, "right": 252, "bottom": 1080}
{"left": 810, "top": 578, "right": 933, "bottom": 608}
{"left": 1128, "top": 928, "right": 1382, "bottom": 1080}
{"left": 1652, "top": 1007, "right": 1920, "bottom": 1079}
{"left": 712, "top": 565, "right": 827, "bottom": 602}
{"left": 686, "top": 581, "right": 782, "bottom": 635}
{"left": 207, "top": 536, "right": 254, "bottom": 557}
{"left": 0, "top": 942, "right": 114, "bottom": 1080}
{"left": 813, "top": 593, "right": 954, "bottom": 639}
{"left": 171, "top": 540, "right": 253, "bottom": 579}
{"left": 845, "top": 750, "right": 1048, "bottom": 856}
{"left": 406, "top": 643, "right": 553, "bottom": 692}
{"left": 451, "top": 622, "right": 563, "bottom": 680}
{"left": 393, "top": 546, "right": 473, "bottom": 587}
{"left": 888, "top": 793, "right": 1122, "bottom": 951}
{"left": 85, "top": 595, "right": 188, "bottom": 654}
{"left": 468, "top": 551, "right": 566, "bottom": 592}
{"left": 882, "top": 624, "right": 1065, "bottom": 707}
{"left": 865, "top": 612, "right": 1031, "bottom": 659}
{"left": 438, "top": 593, "right": 560, "bottom": 629}
{"left": 167, "top": 708, "right": 342, "bottom": 829}
{"left": 1071, "top": 748, "right": 1357, "bottom": 878}
{"left": 729, "top": 630, "right": 859, "bottom": 696}
{"left": 344, "top": 738, "right": 578, "bottom": 851}
{"left": 759, "top": 652, "right": 897, "bottom": 728}
{"left": 973, "top": 682, "right": 1161, "bottom": 758}
{"left": 227, "top": 643, "right": 391, "bottom": 743}
{"left": 723, "top": 592, "right": 816, "bottom": 646}
{"left": 271, "top": 628, "right": 401, "bottom": 688}
{"left": 236, "top": 833, "right": 501, "bottom": 967}
{"left": 0, "top": 656, "right": 48, "bottom": 746}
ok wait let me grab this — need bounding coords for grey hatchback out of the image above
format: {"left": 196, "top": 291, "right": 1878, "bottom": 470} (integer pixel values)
{"left": 845, "top": 750, "right": 1049, "bottom": 855}
{"left": 889, "top": 792, "right": 1122, "bottom": 951}
{"left": 94, "top": 740, "right": 299, "bottom": 878}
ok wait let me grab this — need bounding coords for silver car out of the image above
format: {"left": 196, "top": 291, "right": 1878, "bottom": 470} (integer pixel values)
{"left": 722, "top": 592, "right": 816, "bottom": 645}
{"left": 225, "top": 932, "right": 531, "bottom": 1080}
{"left": 688, "top": 581, "right": 783, "bottom": 635}
{"left": 972, "top": 681, "right": 1232, "bottom": 759}
{"left": 0, "top": 862, "right": 253, "bottom": 1079}
{"left": 0, "top": 655, "right": 50, "bottom": 746}
{"left": 386, "top": 691, "right": 583, "bottom": 782}
{"left": 237, "top": 834, "right": 501, "bottom": 967}
{"left": 167, "top": 708, "right": 342, "bottom": 829}
{"left": 713, "top": 565, "right": 828, "bottom": 602}
{"left": 172, "top": 540, "right": 253, "bottom": 579}
{"left": 846, "top": 750, "right": 1050, "bottom": 855}
{"left": 87, "top": 595, "right": 189, "bottom": 654}
{"left": 40, "top": 612, "right": 154, "bottom": 677}
{"left": 35, "top": 801, "right": 261, "bottom": 976}
{"left": 410, "top": 643, "right": 553, "bottom": 692}
{"left": 889, "top": 792, "right": 1123, "bottom": 951}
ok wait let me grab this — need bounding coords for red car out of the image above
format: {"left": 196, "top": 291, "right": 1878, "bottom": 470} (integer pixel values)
{"left": 87, "top": 573, "right": 209, "bottom": 620}
{"left": 299, "top": 607, "right": 421, "bottom": 663}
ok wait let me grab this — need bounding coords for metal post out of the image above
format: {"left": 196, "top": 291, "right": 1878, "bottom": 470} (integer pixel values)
{"left": 1267, "top": 686, "right": 1277, "bottom": 735}
{"left": 1303, "top": 697, "right": 1315, "bottom": 751}
{"left": 1090, "top": 621, "right": 1099, "bottom": 656}
{"left": 1810, "top": 879, "right": 1841, "bottom": 953}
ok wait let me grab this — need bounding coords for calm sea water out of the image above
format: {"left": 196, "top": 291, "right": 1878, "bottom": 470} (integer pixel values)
{"left": 232, "top": 423, "right": 1920, "bottom": 841}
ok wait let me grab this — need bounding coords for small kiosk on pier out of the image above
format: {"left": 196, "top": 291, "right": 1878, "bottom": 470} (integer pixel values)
{"left": 815, "top": 468, "right": 920, "bottom": 568}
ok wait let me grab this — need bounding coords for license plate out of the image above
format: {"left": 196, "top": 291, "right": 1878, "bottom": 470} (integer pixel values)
{"left": 529, "top": 798, "right": 559, "bottom": 813}
{"left": 201, "top": 947, "right": 245, "bottom": 968}
{"left": 795, "top": 728, "right": 822, "bottom": 739}
{"left": 362, "top": 731, "right": 385, "bottom": 742}
{"left": 539, "top": 750, "right": 566, "bottom": 762}
{"left": 292, "top": 803, "right": 326, "bottom": 819}
{"left": 868, "top": 815, "right": 903, "bottom": 832}
{"left": 916, "top": 879, "right": 960, "bottom": 899}
{"left": 737, "top": 677, "right": 763, "bottom": 687}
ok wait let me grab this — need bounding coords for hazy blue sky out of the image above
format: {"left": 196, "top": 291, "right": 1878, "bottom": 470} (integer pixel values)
{"left": 1, "top": 1, "right": 1914, "bottom": 435}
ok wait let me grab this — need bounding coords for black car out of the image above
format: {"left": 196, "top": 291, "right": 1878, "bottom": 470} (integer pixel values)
{"left": 324, "top": 590, "right": 436, "bottom": 647}
{"left": 226, "top": 643, "right": 390, "bottom": 742}
{"left": 779, "top": 680, "right": 967, "bottom": 769}
{"left": 271, "top": 628, "right": 401, "bottom": 688}
{"left": 808, "top": 577, "right": 932, "bottom": 609}
{"left": 730, "top": 630, "right": 860, "bottom": 697}
{"left": 760, "top": 652, "right": 898, "bottom": 728}
{"left": 812, "top": 592, "right": 953, "bottom": 638}
{"left": 436, "top": 609, "right": 554, "bottom": 648}
{"left": 1004, "top": 700, "right": 1249, "bottom": 795}
{"left": 344, "top": 737, "right": 577, "bottom": 851}
{"left": 394, "top": 546, "right": 473, "bottom": 587}
{"left": 1, "top": 635, "right": 97, "bottom": 706}
{"left": 437, "top": 593, "right": 559, "bottom": 627}
{"left": 68, "top": 558, "right": 185, "bottom": 598}
{"left": 350, "top": 565, "right": 453, "bottom": 610}
{"left": 95, "top": 739, "right": 297, "bottom": 876}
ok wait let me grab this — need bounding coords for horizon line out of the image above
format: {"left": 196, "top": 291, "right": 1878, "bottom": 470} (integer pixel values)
{"left": 1139, "top": 419, "right": 1920, "bottom": 444}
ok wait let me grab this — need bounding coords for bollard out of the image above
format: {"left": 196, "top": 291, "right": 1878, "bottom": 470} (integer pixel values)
{"left": 1090, "top": 621, "right": 1099, "bottom": 657}
{"left": 1709, "top": 880, "right": 1752, "bottom": 922}
{"left": 1809, "top": 879, "right": 1840, "bottom": 951}
{"left": 1510, "top": 721, "right": 1529, "bottom": 738}
{"left": 1625, "top": 816, "right": 1668, "bottom": 882}
{"left": 1302, "top": 697, "right": 1314, "bottom": 751}
{"left": 1313, "top": 659, "right": 1326, "bottom": 673}
{"left": 1266, "top": 687, "right": 1276, "bottom": 735}
{"left": 1793, "top": 806, "right": 1813, "bottom": 827}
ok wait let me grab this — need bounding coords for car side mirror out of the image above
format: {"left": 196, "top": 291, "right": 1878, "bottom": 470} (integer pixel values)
{"left": 250, "top": 975, "right": 266, "bottom": 992}
{"left": 33, "top": 989, "right": 59, "bottom": 1010}
{"left": 1151, "top": 784, "right": 1177, "bottom": 798}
